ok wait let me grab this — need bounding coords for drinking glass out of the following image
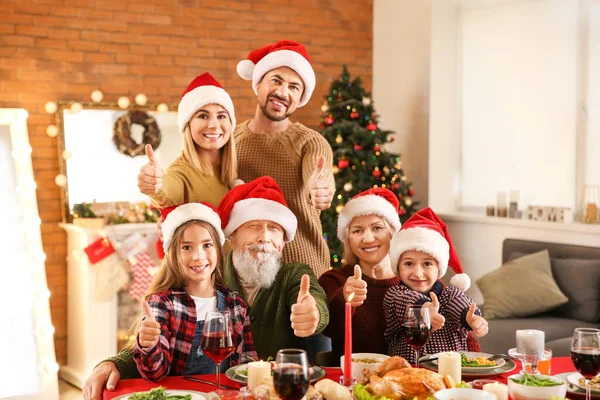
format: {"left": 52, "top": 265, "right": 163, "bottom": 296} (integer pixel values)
{"left": 273, "top": 349, "right": 309, "bottom": 400}
{"left": 571, "top": 328, "right": 600, "bottom": 400}
{"left": 402, "top": 306, "right": 431, "bottom": 367}
{"left": 202, "top": 311, "right": 237, "bottom": 397}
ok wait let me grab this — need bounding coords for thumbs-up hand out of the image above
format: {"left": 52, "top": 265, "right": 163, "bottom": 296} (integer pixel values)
{"left": 138, "top": 301, "right": 161, "bottom": 348}
{"left": 466, "top": 303, "right": 488, "bottom": 337}
{"left": 137, "top": 144, "right": 163, "bottom": 195}
{"left": 423, "top": 292, "right": 446, "bottom": 331}
{"left": 344, "top": 265, "right": 367, "bottom": 308}
{"left": 290, "top": 275, "right": 320, "bottom": 337}
{"left": 308, "top": 155, "right": 334, "bottom": 211}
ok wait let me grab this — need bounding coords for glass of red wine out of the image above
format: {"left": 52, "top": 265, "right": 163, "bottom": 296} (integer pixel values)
{"left": 202, "top": 311, "right": 237, "bottom": 397}
{"left": 571, "top": 328, "right": 600, "bottom": 400}
{"left": 402, "top": 305, "right": 431, "bottom": 367}
{"left": 273, "top": 349, "right": 309, "bottom": 400}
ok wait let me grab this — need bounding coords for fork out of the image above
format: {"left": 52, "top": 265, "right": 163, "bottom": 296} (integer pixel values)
{"left": 487, "top": 353, "right": 517, "bottom": 361}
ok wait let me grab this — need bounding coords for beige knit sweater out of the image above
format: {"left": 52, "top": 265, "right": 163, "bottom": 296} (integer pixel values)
{"left": 234, "top": 121, "right": 334, "bottom": 277}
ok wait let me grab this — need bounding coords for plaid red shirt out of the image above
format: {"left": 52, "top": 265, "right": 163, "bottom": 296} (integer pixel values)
{"left": 134, "top": 284, "right": 257, "bottom": 381}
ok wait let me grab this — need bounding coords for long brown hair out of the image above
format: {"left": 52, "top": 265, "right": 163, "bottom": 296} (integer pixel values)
{"left": 342, "top": 217, "right": 394, "bottom": 266}
{"left": 126, "top": 220, "right": 225, "bottom": 349}
{"left": 181, "top": 109, "right": 238, "bottom": 188}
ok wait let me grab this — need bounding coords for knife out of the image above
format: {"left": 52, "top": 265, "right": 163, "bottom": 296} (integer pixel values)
{"left": 418, "top": 354, "right": 439, "bottom": 362}
{"left": 183, "top": 375, "right": 240, "bottom": 390}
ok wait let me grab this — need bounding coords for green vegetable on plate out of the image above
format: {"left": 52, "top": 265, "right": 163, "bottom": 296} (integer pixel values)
{"left": 128, "top": 387, "right": 192, "bottom": 400}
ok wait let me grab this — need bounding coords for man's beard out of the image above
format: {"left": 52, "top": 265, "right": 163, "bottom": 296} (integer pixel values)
{"left": 232, "top": 243, "right": 282, "bottom": 288}
{"left": 259, "top": 94, "right": 293, "bottom": 122}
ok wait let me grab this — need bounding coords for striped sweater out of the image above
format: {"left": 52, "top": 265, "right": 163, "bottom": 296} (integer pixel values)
{"left": 384, "top": 281, "right": 481, "bottom": 363}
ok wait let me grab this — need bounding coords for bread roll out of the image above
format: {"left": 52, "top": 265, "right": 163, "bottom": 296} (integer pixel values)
{"left": 314, "top": 378, "right": 352, "bottom": 400}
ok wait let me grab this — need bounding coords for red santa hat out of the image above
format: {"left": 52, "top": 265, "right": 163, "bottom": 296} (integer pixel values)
{"left": 160, "top": 202, "right": 225, "bottom": 253}
{"left": 389, "top": 207, "right": 471, "bottom": 291}
{"left": 236, "top": 40, "right": 316, "bottom": 107}
{"left": 217, "top": 176, "right": 297, "bottom": 242}
{"left": 177, "top": 72, "right": 236, "bottom": 134}
{"left": 337, "top": 188, "right": 402, "bottom": 242}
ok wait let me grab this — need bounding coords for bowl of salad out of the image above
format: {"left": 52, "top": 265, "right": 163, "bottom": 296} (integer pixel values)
{"left": 340, "top": 353, "right": 390, "bottom": 382}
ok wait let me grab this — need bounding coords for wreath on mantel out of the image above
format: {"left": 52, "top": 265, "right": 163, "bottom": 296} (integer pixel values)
{"left": 113, "top": 110, "right": 161, "bottom": 157}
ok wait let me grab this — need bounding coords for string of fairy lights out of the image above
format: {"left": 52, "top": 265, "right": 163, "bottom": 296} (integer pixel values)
{"left": 43, "top": 90, "right": 174, "bottom": 188}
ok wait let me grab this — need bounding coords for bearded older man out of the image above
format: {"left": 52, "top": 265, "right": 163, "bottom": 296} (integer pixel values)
{"left": 83, "top": 177, "right": 329, "bottom": 400}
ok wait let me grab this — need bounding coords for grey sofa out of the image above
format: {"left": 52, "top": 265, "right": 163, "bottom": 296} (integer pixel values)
{"left": 477, "top": 238, "right": 600, "bottom": 357}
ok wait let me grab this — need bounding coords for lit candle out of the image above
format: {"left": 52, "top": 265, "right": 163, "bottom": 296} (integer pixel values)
{"left": 344, "top": 292, "right": 354, "bottom": 382}
{"left": 516, "top": 329, "right": 545, "bottom": 356}
{"left": 483, "top": 382, "right": 508, "bottom": 400}
{"left": 247, "top": 360, "right": 271, "bottom": 391}
{"left": 438, "top": 352, "right": 461, "bottom": 384}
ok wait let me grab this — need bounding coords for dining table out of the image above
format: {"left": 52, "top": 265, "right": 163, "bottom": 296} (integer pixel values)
{"left": 103, "top": 356, "right": 579, "bottom": 399}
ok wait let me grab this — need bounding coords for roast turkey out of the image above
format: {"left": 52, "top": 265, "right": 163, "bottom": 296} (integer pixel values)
{"left": 364, "top": 356, "right": 447, "bottom": 400}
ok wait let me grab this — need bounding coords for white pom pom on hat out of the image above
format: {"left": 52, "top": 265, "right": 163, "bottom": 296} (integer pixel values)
{"left": 236, "top": 60, "right": 255, "bottom": 81}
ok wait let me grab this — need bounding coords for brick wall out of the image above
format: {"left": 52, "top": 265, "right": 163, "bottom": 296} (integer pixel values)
{"left": 0, "top": 0, "right": 373, "bottom": 364}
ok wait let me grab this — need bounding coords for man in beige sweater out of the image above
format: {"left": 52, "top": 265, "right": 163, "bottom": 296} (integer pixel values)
{"left": 233, "top": 39, "right": 335, "bottom": 277}
{"left": 138, "top": 40, "right": 334, "bottom": 277}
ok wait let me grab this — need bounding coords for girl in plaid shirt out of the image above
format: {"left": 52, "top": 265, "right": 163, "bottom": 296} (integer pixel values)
{"left": 384, "top": 208, "right": 488, "bottom": 363}
{"left": 133, "top": 202, "right": 257, "bottom": 381}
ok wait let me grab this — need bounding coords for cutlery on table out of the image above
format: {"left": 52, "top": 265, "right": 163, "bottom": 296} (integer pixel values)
{"left": 183, "top": 375, "right": 239, "bottom": 390}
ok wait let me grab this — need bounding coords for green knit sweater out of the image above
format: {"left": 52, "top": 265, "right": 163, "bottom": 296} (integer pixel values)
{"left": 222, "top": 253, "right": 329, "bottom": 359}
{"left": 105, "top": 254, "right": 329, "bottom": 378}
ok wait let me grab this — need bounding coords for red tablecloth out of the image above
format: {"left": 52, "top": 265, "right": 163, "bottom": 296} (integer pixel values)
{"left": 104, "top": 357, "right": 576, "bottom": 399}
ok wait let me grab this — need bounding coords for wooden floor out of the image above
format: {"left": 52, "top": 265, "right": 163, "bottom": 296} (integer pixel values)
{"left": 59, "top": 379, "right": 82, "bottom": 400}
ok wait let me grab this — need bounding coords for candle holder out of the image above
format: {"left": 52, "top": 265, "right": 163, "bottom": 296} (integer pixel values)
{"left": 508, "top": 348, "right": 552, "bottom": 375}
{"left": 339, "top": 376, "right": 357, "bottom": 388}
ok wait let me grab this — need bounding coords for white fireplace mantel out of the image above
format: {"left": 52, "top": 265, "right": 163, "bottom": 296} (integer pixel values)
{"left": 58, "top": 223, "right": 160, "bottom": 389}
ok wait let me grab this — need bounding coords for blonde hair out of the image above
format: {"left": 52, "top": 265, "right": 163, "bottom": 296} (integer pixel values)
{"left": 126, "top": 220, "right": 225, "bottom": 349}
{"left": 342, "top": 217, "right": 395, "bottom": 266}
{"left": 181, "top": 112, "right": 238, "bottom": 188}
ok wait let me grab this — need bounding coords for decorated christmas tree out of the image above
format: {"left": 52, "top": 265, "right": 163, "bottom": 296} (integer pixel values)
{"left": 319, "top": 65, "right": 419, "bottom": 267}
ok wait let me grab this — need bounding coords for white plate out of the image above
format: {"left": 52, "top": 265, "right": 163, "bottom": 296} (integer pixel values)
{"left": 567, "top": 372, "right": 600, "bottom": 393}
{"left": 113, "top": 389, "right": 207, "bottom": 400}
{"left": 225, "top": 363, "right": 325, "bottom": 383}
{"left": 430, "top": 352, "right": 505, "bottom": 372}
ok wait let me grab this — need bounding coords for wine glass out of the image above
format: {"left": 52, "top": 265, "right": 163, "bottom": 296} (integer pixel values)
{"left": 571, "top": 328, "right": 600, "bottom": 400}
{"left": 202, "top": 311, "right": 237, "bottom": 397}
{"left": 273, "top": 349, "right": 309, "bottom": 400}
{"left": 402, "top": 305, "right": 431, "bottom": 367}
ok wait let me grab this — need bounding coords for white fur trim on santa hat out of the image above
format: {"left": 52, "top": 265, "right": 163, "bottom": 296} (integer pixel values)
{"left": 162, "top": 203, "right": 225, "bottom": 252}
{"left": 246, "top": 50, "right": 316, "bottom": 108}
{"left": 449, "top": 273, "right": 471, "bottom": 291}
{"left": 337, "top": 195, "right": 401, "bottom": 242}
{"left": 223, "top": 198, "right": 298, "bottom": 242}
{"left": 177, "top": 85, "right": 236, "bottom": 134}
{"left": 389, "top": 227, "right": 450, "bottom": 277}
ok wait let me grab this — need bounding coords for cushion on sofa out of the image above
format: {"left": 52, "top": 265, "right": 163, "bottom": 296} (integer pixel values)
{"left": 477, "top": 250, "right": 568, "bottom": 319}
{"left": 510, "top": 252, "right": 600, "bottom": 322}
